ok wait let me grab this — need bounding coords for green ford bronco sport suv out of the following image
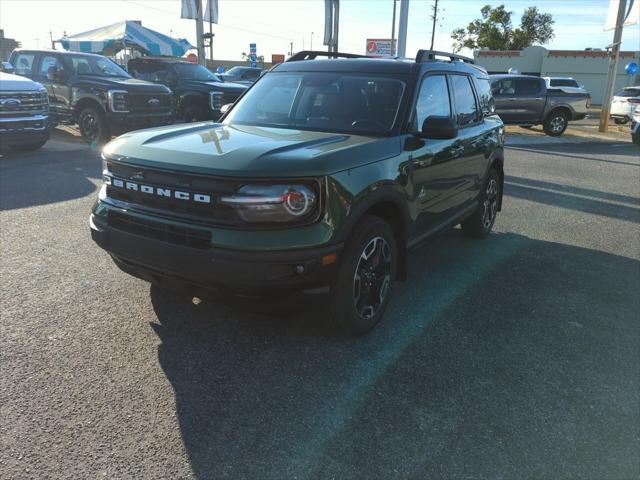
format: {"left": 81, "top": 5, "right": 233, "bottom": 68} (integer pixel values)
{"left": 91, "top": 50, "right": 505, "bottom": 335}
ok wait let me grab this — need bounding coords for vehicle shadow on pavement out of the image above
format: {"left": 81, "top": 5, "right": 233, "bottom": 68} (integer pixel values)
{"left": 0, "top": 142, "right": 101, "bottom": 211}
{"left": 150, "top": 230, "right": 640, "bottom": 480}
{"left": 508, "top": 143, "right": 639, "bottom": 166}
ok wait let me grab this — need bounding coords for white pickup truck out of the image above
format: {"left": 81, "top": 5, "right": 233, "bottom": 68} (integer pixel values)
{"left": 0, "top": 67, "right": 50, "bottom": 151}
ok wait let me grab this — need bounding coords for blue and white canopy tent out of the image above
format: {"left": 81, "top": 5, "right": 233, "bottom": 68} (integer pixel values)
{"left": 58, "top": 21, "right": 193, "bottom": 57}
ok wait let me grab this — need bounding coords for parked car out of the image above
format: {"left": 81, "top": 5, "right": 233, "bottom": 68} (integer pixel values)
{"left": 90, "top": 49, "right": 505, "bottom": 335}
{"left": 128, "top": 57, "right": 247, "bottom": 122}
{"left": 9, "top": 49, "right": 173, "bottom": 144}
{"left": 490, "top": 74, "right": 590, "bottom": 136}
{"left": 610, "top": 86, "right": 640, "bottom": 125}
{"left": 0, "top": 69, "right": 50, "bottom": 151}
{"left": 630, "top": 99, "right": 640, "bottom": 145}
{"left": 543, "top": 76, "right": 589, "bottom": 95}
{"left": 219, "top": 66, "right": 263, "bottom": 85}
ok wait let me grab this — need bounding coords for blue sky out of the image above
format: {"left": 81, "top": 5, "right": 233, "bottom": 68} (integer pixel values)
{"left": 1, "top": 0, "right": 638, "bottom": 60}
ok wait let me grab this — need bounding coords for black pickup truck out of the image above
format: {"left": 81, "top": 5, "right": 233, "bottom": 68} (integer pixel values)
{"left": 490, "top": 74, "right": 591, "bottom": 136}
{"left": 128, "top": 57, "right": 247, "bottom": 122}
{"left": 9, "top": 49, "right": 173, "bottom": 144}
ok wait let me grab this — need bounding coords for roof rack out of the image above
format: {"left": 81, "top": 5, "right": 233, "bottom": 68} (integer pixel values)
{"left": 287, "top": 50, "right": 368, "bottom": 62}
{"left": 415, "top": 50, "right": 474, "bottom": 64}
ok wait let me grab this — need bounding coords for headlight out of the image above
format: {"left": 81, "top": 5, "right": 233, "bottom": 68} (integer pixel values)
{"left": 210, "top": 91, "right": 223, "bottom": 111}
{"left": 108, "top": 90, "right": 129, "bottom": 112}
{"left": 220, "top": 184, "right": 318, "bottom": 223}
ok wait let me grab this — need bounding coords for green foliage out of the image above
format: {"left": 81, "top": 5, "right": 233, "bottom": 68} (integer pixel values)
{"left": 451, "top": 4, "right": 554, "bottom": 52}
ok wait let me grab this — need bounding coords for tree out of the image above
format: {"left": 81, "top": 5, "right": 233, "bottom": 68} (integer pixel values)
{"left": 451, "top": 5, "right": 554, "bottom": 52}
{"left": 241, "top": 52, "right": 264, "bottom": 65}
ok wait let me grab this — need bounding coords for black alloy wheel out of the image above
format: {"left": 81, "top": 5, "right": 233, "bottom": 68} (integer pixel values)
{"left": 78, "top": 107, "right": 109, "bottom": 144}
{"left": 353, "top": 236, "right": 393, "bottom": 321}
{"left": 461, "top": 167, "right": 501, "bottom": 238}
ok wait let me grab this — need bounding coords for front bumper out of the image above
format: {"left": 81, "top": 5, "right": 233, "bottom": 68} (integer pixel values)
{"left": 0, "top": 114, "right": 50, "bottom": 147}
{"left": 107, "top": 111, "right": 173, "bottom": 134}
{"left": 89, "top": 208, "right": 342, "bottom": 295}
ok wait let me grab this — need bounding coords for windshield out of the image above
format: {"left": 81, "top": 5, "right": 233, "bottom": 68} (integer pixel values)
{"left": 224, "top": 72, "right": 406, "bottom": 135}
{"left": 550, "top": 79, "right": 579, "bottom": 87}
{"left": 173, "top": 63, "right": 220, "bottom": 81}
{"left": 66, "top": 55, "right": 130, "bottom": 78}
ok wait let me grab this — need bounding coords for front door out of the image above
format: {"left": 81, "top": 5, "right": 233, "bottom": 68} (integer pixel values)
{"left": 36, "top": 54, "right": 72, "bottom": 122}
{"left": 406, "top": 73, "right": 469, "bottom": 232}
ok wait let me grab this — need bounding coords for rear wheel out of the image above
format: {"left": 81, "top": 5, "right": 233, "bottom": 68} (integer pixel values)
{"left": 78, "top": 106, "right": 110, "bottom": 144}
{"left": 331, "top": 215, "right": 397, "bottom": 336}
{"left": 461, "top": 168, "right": 500, "bottom": 239}
{"left": 543, "top": 110, "right": 569, "bottom": 136}
{"left": 614, "top": 117, "right": 629, "bottom": 125}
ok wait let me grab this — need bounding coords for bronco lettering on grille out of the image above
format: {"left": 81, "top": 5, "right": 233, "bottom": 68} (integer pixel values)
{"left": 108, "top": 177, "right": 212, "bottom": 204}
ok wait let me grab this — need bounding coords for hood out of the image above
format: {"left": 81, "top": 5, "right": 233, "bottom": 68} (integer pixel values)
{"left": 0, "top": 72, "right": 44, "bottom": 91}
{"left": 76, "top": 75, "right": 170, "bottom": 93}
{"left": 181, "top": 79, "right": 248, "bottom": 94}
{"left": 103, "top": 123, "right": 401, "bottom": 177}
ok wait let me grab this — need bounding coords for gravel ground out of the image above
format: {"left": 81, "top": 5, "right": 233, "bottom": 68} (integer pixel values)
{"left": 1, "top": 129, "right": 639, "bottom": 480}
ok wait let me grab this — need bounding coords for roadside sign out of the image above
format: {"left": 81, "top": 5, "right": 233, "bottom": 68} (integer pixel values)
{"left": 186, "top": 53, "right": 198, "bottom": 64}
{"left": 365, "top": 38, "right": 396, "bottom": 57}
{"left": 272, "top": 54, "right": 285, "bottom": 64}
{"left": 249, "top": 43, "right": 257, "bottom": 68}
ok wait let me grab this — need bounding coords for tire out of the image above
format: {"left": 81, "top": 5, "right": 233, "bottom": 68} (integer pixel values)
{"left": 543, "top": 110, "right": 569, "bottom": 136}
{"left": 9, "top": 139, "right": 48, "bottom": 151}
{"left": 331, "top": 215, "right": 397, "bottom": 336}
{"left": 461, "top": 168, "right": 501, "bottom": 239}
{"left": 78, "top": 106, "right": 110, "bottom": 145}
{"left": 182, "top": 105, "right": 205, "bottom": 123}
{"left": 614, "top": 117, "right": 629, "bottom": 125}
{"left": 632, "top": 129, "right": 640, "bottom": 146}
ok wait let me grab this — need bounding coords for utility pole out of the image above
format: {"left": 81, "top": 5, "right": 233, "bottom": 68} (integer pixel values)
{"left": 599, "top": 0, "right": 627, "bottom": 132}
{"left": 311, "top": 32, "right": 314, "bottom": 50}
{"left": 396, "top": 0, "right": 409, "bottom": 58}
{"left": 195, "top": 0, "right": 206, "bottom": 66}
{"left": 429, "top": 0, "right": 439, "bottom": 50}
{"left": 391, "top": 0, "right": 398, "bottom": 56}
{"left": 49, "top": 30, "right": 55, "bottom": 49}
{"left": 289, "top": 42, "right": 294, "bottom": 56}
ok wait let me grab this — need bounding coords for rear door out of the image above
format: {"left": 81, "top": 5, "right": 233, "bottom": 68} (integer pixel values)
{"left": 514, "top": 77, "right": 546, "bottom": 122}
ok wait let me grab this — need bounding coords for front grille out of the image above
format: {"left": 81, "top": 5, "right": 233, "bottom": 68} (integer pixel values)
{"left": 108, "top": 211, "right": 211, "bottom": 249}
{"left": 0, "top": 91, "right": 48, "bottom": 117}
{"left": 128, "top": 93, "right": 172, "bottom": 113}
{"left": 106, "top": 162, "right": 240, "bottom": 225}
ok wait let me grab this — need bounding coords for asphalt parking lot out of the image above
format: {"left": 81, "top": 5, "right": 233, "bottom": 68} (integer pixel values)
{"left": 1, "top": 129, "right": 639, "bottom": 479}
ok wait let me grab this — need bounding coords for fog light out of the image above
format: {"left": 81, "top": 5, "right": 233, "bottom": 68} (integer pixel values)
{"left": 294, "top": 265, "right": 305, "bottom": 274}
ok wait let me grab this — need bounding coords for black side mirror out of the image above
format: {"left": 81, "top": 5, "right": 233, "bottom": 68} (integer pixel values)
{"left": 1, "top": 62, "right": 14, "bottom": 74}
{"left": 420, "top": 116, "right": 458, "bottom": 140}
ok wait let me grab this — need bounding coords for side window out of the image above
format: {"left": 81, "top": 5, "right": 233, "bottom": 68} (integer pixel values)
{"left": 13, "top": 53, "right": 36, "bottom": 77}
{"left": 516, "top": 78, "right": 542, "bottom": 95}
{"left": 475, "top": 77, "right": 494, "bottom": 114}
{"left": 71, "top": 58, "right": 91, "bottom": 75}
{"left": 38, "top": 56, "right": 63, "bottom": 78}
{"left": 450, "top": 75, "right": 478, "bottom": 127}
{"left": 498, "top": 79, "right": 516, "bottom": 95}
{"left": 415, "top": 75, "right": 451, "bottom": 129}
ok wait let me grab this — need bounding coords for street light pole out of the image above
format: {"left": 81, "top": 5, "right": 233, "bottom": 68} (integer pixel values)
{"left": 599, "top": 0, "right": 627, "bottom": 132}
{"left": 391, "top": 0, "right": 398, "bottom": 56}
{"left": 396, "top": 0, "right": 409, "bottom": 58}
{"left": 195, "top": 0, "right": 206, "bottom": 66}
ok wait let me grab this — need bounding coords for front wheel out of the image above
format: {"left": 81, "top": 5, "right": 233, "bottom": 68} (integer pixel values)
{"left": 543, "top": 111, "right": 569, "bottom": 136}
{"left": 78, "top": 107, "right": 110, "bottom": 145}
{"left": 331, "top": 216, "right": 397, "bottom": 336}
{"left": 461, "top": 168, "right": 501, "bottom": 238}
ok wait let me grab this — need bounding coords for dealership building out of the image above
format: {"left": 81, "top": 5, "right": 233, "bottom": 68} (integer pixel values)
{"left": 474, "top": 46, "right": 640, "bottom": 104}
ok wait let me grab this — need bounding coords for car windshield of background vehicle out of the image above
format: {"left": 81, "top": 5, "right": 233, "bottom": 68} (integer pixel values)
{"left": 67, "top": 55, "right": 130, "bottom": 78}
{"left": 550, "top": 79, "right": 579, "bottom": 87}
{"left": 173, "top": 63, "right": 219, "bottom": 81}
{"left": 616, "top": 88, "right": 640, "bottom": 97}
{"left": 224, "top": 72, "right": 406, "bottom": 135}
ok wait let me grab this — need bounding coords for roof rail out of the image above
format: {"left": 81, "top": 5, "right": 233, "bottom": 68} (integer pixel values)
{"left": 415, "top": 50, "right": 474, "bottom": 64}
{"left": 287, "top": 50, "right": 368, "bottom": 62}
